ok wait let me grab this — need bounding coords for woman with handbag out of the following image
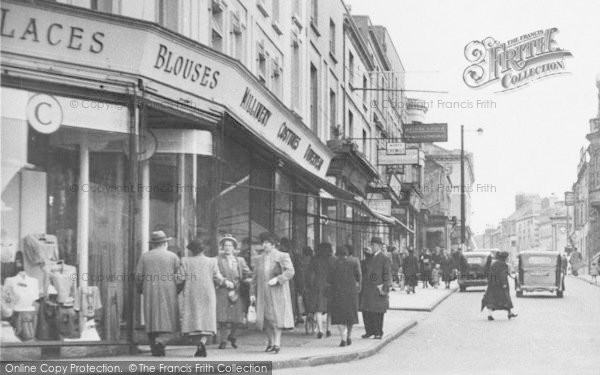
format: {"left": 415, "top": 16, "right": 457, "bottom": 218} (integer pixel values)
{"left": 178, "top": 239, "right": 230, "bottom": 357}
{"left": 215, "top": 235, "right": 252, "bottom": 349}
{"left": 250, "top": 232, "right": 295, "bottom": 354}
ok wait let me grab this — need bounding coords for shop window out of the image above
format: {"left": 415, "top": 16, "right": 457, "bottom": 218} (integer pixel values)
{"left": 250, "top": 156, "right": 273, "bottom": 245}
{"left": 274, "top": 172, "right": 292, "bottom": 240}
{"left": 293, "top": 190, "right": 308, "bottom": 250}
{"left": 321, "top": 199, "right": 337, "bottom": 249}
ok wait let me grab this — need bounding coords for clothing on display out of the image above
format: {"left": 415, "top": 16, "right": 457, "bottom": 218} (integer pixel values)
{"left": 11, "top": 311, "right": 37, "bottom": 341}
{"left": 74, "top": 286, "right": 102, "bottom": 318}
{"left": 23, "top": 234, "right": 59, "bottom": 293}
{"left": 57, "top": 306, "right": 79, "bottom": 338}
{"left": 63, "top": 319, "right": 101, "bottom": 342}
{"left": 3, "top": 273, "right": 40, "bottom": 312}
{"left": 48, "top": 262, "right": 77, "bottom": 306}
{"left": 35, "top": 297, "right": 60, "bottom": 341}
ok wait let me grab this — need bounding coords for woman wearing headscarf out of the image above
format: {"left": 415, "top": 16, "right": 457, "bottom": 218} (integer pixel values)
{"left": 250, "top": 232, "right": 295, "bottom": 354}
{"left": 178, "top": 239, "right": 230, "bottom": 357}
{"left": 327, "top": 245, "right": 361, "bottom": 347}
{"left": 215, "top": 234, "right": 252, "bottom": 349}
{"left": 481, "top": 251, "right": 518, "bottom": 320}
{"left": 306, "top": 242, "right": 335, "bottom": 338}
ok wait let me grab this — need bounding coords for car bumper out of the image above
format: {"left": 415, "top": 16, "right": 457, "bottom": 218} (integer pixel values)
{"left": 517, "top": 285, "right": 559, "bottom": 292}
{"left": 458, "top": 279, "right": 488, "bottom": 287}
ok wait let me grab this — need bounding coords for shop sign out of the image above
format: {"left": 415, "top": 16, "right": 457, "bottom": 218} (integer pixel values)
{"left": 378, "top": 149, "right": 424, "bottom": 166}
{"left": 385, "top": 142, "right": 406, "bottom": 155}
{"left": 26, "top": 94, "right": 62, "bottom": 134}
{"left": 403, "top": 123, "right": 448, "bottom": 143}
{"left": 564, "top": 191, "right": 575, "bottom": 206}
{"left": 368, "top": 199, "right": 392, "bottom": 216}
{"left": 0, "top": 2, "right": 332, "bottom": 179}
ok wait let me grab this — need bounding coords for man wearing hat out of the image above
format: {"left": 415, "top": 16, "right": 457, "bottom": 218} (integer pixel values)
{"left": 359, "top": 237, "right": 392, "bottom": 339}
{"left": 402, "top": 247, "right": 420, "bottom": 294}
{"left": 135, "top": 231, "right": 180, "bottom": 356}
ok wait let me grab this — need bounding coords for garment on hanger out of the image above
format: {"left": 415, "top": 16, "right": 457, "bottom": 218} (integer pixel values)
{"left": 3, "top": 273, "right": 40, "bottom": 312}
{"left": 49, "top": 263, "right": 77, "bottom": 306}
{"left": 23, "top": 234, "right": 58, "bottom": 294}
{"left": 74, "top": 286, "right": 102, "bottom": 318}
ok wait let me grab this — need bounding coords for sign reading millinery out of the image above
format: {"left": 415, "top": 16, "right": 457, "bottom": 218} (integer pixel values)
{"left": 564, "top": 191, "right": 575, "bottom": 206}
{"left": 378, "top": 149, "right": 425, "bottom": 166}
{"left": 368, "top": 199, "right": 392, "bottom": 216}
{"left": 386, "top": 142, "right": 406, "bottom": 155}
{"left": 403, "top": 123, "right": 448, "bottom": 143}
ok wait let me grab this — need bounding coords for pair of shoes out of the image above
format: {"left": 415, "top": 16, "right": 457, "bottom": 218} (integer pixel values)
{"left": 339, "top": 340, "right": 346, "bottom": 347}
{"left": 317, "top": 332, "right": 323, "bottom": 339}
{"left": 487, "top": 315, "right": 494, "bottom": 321}
{"left": 361, "top": 333, "right": 373, "bottom": 339}
{"left": 227, "top": 334, "right": 238, "bottom": 349}
{"left": 194, "top": 343, "right": 206, "bottom": 357}
{"left": 265, "top": 345, "right": 274, "bottom": 352}
{"left": 272, "top": 346, "right": 280, "bottom": 354}
{"left": 346, "top": 338, "right": 352, "bottom": 346}
{"left": 326, "top": 330, "right": 331, "bottom": 338}
{"left": 508, "top": 313, "right": 518, "bottom": 320}
{"left": 374, "top": 335, "right": 383, "bottom": 340}
{"left": 218, "top": 342, "right": 226, "bottom": 349}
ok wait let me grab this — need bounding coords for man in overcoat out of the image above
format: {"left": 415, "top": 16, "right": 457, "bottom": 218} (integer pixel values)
{"left": 135, "top": 231, "right": 180, "bottom": 356}
{"left": 359, "top": 237, "right": 392, "bottom": 339}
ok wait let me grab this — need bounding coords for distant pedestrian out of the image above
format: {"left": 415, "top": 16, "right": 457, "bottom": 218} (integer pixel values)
{"left": 360, "top": 237, "right": 392, "bottom": 339}
{"left": 216, "top": 235, "right": 252, "bottom": 350}
{"left": 569, "top": 249, "right": 583, "bottom": 276}
{"left": 328, "top": 245, "right": 361, "bottom": 347}
{"left": 403, "top": 248, "right": 419, "bottom": 294}
{"left": 390, "top": 246, "right": 402, "bottom": 290}
{"left": 179, "top": 239, "right": 229, "bottom": 357}
{"left": 431, "top": 265, "right": 440, "bottom": 288}
{"left": 306, "top": 242, "right": 335, "bottom": 338}
{"left": 135, "top": 231, "right": 180, "bottom": 357}
{"left": 250, "top": 232, "right": 295, "bottom": 354}
{"left": 589, "top": 258, "right": 599, "bottom": 283}
{"left": 420, "top": 248, "right": 433, "bottom": 288}
{"left": 440, "top": 249, "right": 453, "bottom": 289}
{"left": 298, "top": 246, "right": 314, "bottom": 319}
{"left": 481, "top": 251, "right": 517, "bottom": 320}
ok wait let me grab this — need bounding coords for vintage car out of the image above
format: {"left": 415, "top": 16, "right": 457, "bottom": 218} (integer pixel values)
{"left": 458, "top": 251, "right": 494, "bottom": 292}
{"left": 515, "top": 250, "right": 565, "bottom": 298}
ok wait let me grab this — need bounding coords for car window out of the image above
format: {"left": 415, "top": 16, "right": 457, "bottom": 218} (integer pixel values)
{"left": 466, "top": 257, "right": 486, "bottom": 265}
{"left": 523, "top": 256, "right": 554, "bottom": 265}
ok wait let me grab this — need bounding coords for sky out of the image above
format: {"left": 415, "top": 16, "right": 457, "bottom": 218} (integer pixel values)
{"left": 348, "top": 0, "right": 600, "bottom": 234}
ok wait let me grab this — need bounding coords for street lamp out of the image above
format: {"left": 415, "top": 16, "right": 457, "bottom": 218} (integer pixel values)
{"left": 460, "top": 126, "right": 483, "bottom": 251}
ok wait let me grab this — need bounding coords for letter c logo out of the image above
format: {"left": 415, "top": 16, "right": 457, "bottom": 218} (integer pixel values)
{"left": 26, "top": 94, "right": 62, "bottom": 134}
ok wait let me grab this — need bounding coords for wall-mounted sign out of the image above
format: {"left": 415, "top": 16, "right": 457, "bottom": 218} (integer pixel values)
{"left": 26, "top": 94, "right": 62, "bottom": 134}
{"left": 386, "top": 142, "right": 406, "bottom": 155}
{"left": 403, "top": 123, "right": 448, "bottom": 143}
{"left": 564, "top": 191, "right": 575, "bottom": 206}
{"left": 378, "top": 149, "right": 425, "bottom": 166}
{"left": 368, "top": 199, "right": 392, "bottom": 216}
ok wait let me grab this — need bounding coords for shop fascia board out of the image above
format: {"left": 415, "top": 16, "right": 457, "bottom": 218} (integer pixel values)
{"left": 1, "top": 0, "right": 333, "bottom": 179}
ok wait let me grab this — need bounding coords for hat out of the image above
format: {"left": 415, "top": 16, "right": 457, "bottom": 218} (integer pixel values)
{"left": 186, "top": 239, "right": 204, "bottom": 253}
{"left": 259, "top": 232, "right": 278, "bottom": 245}
{"left": 149, "top": 231, "right": 171, "bottom": 244}
{"left": 370, "top": 236, "right": 383, "bottom": 245}
{"left": 219, "top": 234, "right": 238, "bottom": 248}
{"left": 496, "top": 251, "right": 509, "bottom": 259}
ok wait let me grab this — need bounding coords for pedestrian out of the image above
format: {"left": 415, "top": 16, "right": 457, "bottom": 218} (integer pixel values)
{"left": 390, "top": 246, "right": 401, "bottom": 289}
{"left": 216, "top": 235, "right": 252, "bottom": 350}
{"left": 402, "top": 247, "right": 419, "bottom": 294}
{"left": 306, "top": 242, "right": 334, "bottom": 338}
{"left": 569, "top": 249, "right": 583, "bottom": 276}
{"left": 420, "top": 248, "right": 433, "bottom": 288}
{"left": 359, "top": 237, "right": 392, "bottom": 339}
{"left": 298, "top": 246, "right": 313, "bottom": 322}
{"left": 431, "top": 264, "right": 440, "bottom": 288}
{"left": 481, "top": 251, "right": 517, "bottom": 321}
{"left": 280, "top": 238, "right": 304, "bottom": 326}
{"left": 589, "top": 258, "right": 599, "bottom": 283}
{"left": 327, "top": 245, "right": 361, "bottom": 347}
{"left": 135, "top": 231, "right": 180, "bottom": 357}
{"left": 179, "top": 238, "right": 230, "bottom": 357}
{"left": 440, "top": 249, "right": 453, "bottom": 289}
{"left": 250, "top": 232, "right": 295, "bottom": 354}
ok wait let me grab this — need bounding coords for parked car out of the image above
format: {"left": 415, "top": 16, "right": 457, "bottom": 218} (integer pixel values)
{"left": 515, "top": 250, "right": 565, "bottom": 298}
{"left": 458, "top": 251, "right": 494, "bottom": 292}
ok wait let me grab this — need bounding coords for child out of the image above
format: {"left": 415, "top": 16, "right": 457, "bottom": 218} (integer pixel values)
{"left": 590, "top": 261, "right": 599, "bottom": 283}
{"left": 431, "top": 264, "right": 440, "bottom": 288}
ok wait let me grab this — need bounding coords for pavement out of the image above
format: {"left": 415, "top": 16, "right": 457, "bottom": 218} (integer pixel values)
{"left": 277, "top": 277, "right": 600, "bottom": 375}
{"left": 389, "top": 283, "right": 458, "bottom": 311}
{"left": 570, "top": 273, "right": 600, "bottom": 287}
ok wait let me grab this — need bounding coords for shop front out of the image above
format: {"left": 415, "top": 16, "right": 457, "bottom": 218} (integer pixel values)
{"left": 1, "top": 0, "right": 335, "bottom": 357}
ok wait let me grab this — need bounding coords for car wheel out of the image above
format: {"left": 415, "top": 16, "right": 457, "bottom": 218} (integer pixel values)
{"left": 516, "top": 291, "right": 523, "bottom": 298}
{"left": 557, "top": 290, "right": 563, "bottom": 298}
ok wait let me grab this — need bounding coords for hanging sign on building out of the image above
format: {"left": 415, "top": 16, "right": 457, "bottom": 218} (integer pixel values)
{"left": 368, "top": 199, "right": 392, "bottom": 216}
{"left": 402, "top": 123, "right": 448, "bottom": 143}
{"left": 378, "top": 149, "right": 425, "bottom": 166}
{"left": 564, "top": 191, "right": 575, "bottom": 206}
{"left": 386, "top": 142, "right": 406, "bottom": 155}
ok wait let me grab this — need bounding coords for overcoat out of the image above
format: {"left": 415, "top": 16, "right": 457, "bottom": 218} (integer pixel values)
{"left": 216, "top": 255, "right": 252, "bottom": 324}
{"left": 250, "top": 249, "right": 295, "bottom": 330}
{"left": 305, "top": 256, "right": 334, "bottom": 313}
{"left": 135, "top": 248, "right": 180, "bottom": 333}
{"left": 402, "top": 254, "right": 420, "bottom": 287}
{"left": 359, "top": 252, "right": 392, "bottom": 313}
{"left": 481, "top": 259, "right": 514, "bottom": 312}
{"left": 178, "top": 254, "right": 225, "bottom": 334}
{"left": 327, "top": 256, "right": 361, "bottom": 325}
{"left": 440, "top": 254, "right": 454, "bottom": 282}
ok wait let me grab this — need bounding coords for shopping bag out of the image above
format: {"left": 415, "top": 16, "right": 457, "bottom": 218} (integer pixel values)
{"left": 247, "top": 304, "right": 257, "bottom": 325}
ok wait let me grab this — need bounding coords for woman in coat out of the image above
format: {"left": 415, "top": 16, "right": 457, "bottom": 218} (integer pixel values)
{"left": 250, "top": 232, "right": 295, "bottom": 354}
{"left": 481, "top": 251, "right": 517, "bottom": 320}
{"left": 306, "top": 242, "right": 335, "bottom": 338}
{"left": 327, "top": 245, "right": 361, "bottom": 347}
{"left": 402, "top": 248, "right": 419, "bottom": 294}
{"left": 179, "top": 239, "right": 230, "bottom": 357}
{"left": 420, "top": 248, "right": 433, "bottom": 288}
{"left": 440, "top": 249, "right": 454, "bottom": 289}
{"left": 216, "top": 235, "right": 252, "bottom": 349}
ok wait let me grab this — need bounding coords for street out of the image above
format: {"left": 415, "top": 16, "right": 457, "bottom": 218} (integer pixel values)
{"left": 277, "top": 277, "right": 600, "bottom": 375}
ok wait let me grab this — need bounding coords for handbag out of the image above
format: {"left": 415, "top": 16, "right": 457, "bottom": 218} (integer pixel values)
{"left": 228, "top": 289, "right": 239, "bottom": 304}
{"left": 246, "top": 304, "right": 257, "bottom": 324}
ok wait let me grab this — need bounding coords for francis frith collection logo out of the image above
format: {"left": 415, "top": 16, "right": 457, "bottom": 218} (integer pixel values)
{"left": 463, "top": 28, "right": 572, "bottom": 92}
